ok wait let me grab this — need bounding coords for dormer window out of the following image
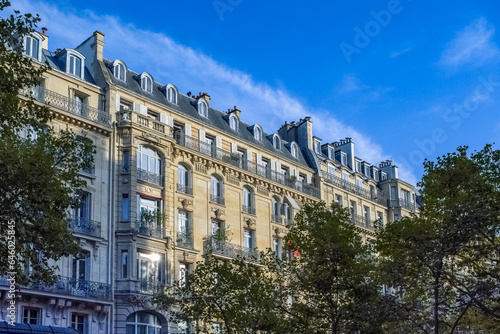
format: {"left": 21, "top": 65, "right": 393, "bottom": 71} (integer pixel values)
{"left": 167, "top": 87, "right": 177, "bottom": 104}
{"left": 25, "top": 36, "right": 40, "bottom": 60}
{"left": 291, "top": 143, "right": 299, "bottom": 158}
{"left": 114, "top": 64, "right": 125, "bottom": 81}
{"left": 328, "top": 148, "right": 334, "bottom": 160}
{"left": 141, "top": 74, "right": 153, "bottom": 93}
{"left": 254, "top": 126, "right": 262, "bottom": 141}
{"left": 229, "top": 115, "right": 238, "bottom": 131}
{"left": 273, "top": 135, "right": 281, "bottom": 150}
{"left": 69, "top": 55, "right": 82, "bottom": 77}
{"left": 198, "top": 101, "right": 208, "bottom": 118}
{"left": 355, "top": 160, "right": 362, "bottom": 173}
{"left": 314, "top": 140, "right": 321, "bottom": 154}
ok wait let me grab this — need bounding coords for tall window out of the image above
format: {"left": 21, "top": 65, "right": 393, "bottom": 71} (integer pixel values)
{"left": 74, "top": 192, "right": 92, "bottom": 221}
{"left": 314, "top": 140, "right": 321, "bottom": 154}
{"left": 336, "top": 195, "right": 343, "bottom": 207}
{"left": 69, "top": 55, "right": 82, "bottom": 77}
{"left": 254, "top": 126, "right": 262, "bottom": 141}
{"left": 121, "top": 250, "right": 128, "bottom": 278}
{"left": 179, "top": 263, "right": 189, "bottom": 287}
{"left": 210, "top": 175, "right": 224, "bottom": 204}
{"left": 126, "top": 312, "right": 162, "bottom": 334}
{"left": 364, "top": 206, "right": 371, "bottom": 227}
{"left": 137, "top": 251, "right": 164, "bottom": 289}
{"left": 273, "top": 135, "right": 280, "bottom": 149}
{"left": 141, "top": 75, "right": 152, "bottom": 93}
{"left": 291, "top": 144, "right": 298, "bottom": 158}
{"left": 114, "top": 63, "right": 125, "bottom": 81}
{"left": 198, "top": 101, "right": 208, "bottom": 118}
{"left": 274, "top": 238, "right": 283, "bottom": 259}
{"left": 272, "top": 196, "right": 281, "bottom": 222}
{"left": 137, "top": 145, "right": 161, "bottom": 175}
{"left": 242, "top": 186, "right": 254, "bottom": 213}
{"left": 25, "top": 36, "right": 39, "bottom": 59}
{"left": 72, "top": 251, "right": 90, "bottom": 281}
{"left": 23, "top": 308, "right": 40, "bottom": 325}
{"left": 178, "top": 211, "right": 189, "bottom": 234}
{"left": 229, "top": 115, "right": 238, "bottom": 131}
{"left": 350, "top": 200, "right": 357, "bottom": 216}
{"left": 356, "top": 177, "right": 363, "bottom": 190}
{"left": 167, "top": 86, "right": 177, "bottom": 104}
{"left": 283, "top": 201, "right": 292, "bottom": 224}
{"left": 327, "top": 164, "right": 336, "bottom": 176}
{"left": 244, "top": 229, "right": 254, "bottom": 249}
{"left": 177, "top": 164, "right": 191, "bottom": 194}
{"left": 71, "top": 314, "right": 87, "bottom": 334}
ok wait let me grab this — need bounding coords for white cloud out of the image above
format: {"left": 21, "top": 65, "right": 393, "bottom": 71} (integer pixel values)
{"left": 14, "top": 0, "right": 417, "bottom": 184}
{"left": 439, "top": 17, "right": 500, "bottom": 68}
{"left": 390, "top": 47, "right": 412, "bottom": 58}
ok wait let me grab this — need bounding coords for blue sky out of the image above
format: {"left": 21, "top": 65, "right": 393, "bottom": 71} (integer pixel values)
{"left": 13, "top": 0, "right": 500, "bottom": 185}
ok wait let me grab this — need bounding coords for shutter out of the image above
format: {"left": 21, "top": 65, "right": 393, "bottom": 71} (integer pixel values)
{"left": 140, "top": 104, "right": 148, "bottom": 115}
{"left": 270, "top": 159, "right": 276, "bottom": 171}
{"left": 306, "top": 175, "right": 312, "bottom": 184}
{"left": 256, "top": 154, "right": 262, "bottom": 165}
{"left": 159, "top": 114, "right": 167, "bottom": 124}
{"left": 166, "top": 116, "right": 174, "bottom": 127}
{"left": 116, "top": 93, "right": 120, "bottom": 111}
{"left": 276, "top": 161, "right": 281, "bottom": 172}
{"left": 199, "top": 129, "right": 206, "bottom": 142}
{"left": 231, "top": 143, "right": 237, "bottom": 153}
{"left": 246, "top": 148, "right": 252, "bottom": 162}
{"left": 215, "top": 136, "right": 222, "bottom": 149}
{"left": 132, "top": 102, "right": 141, "bottom": 112}
{"left": 184, "top": 124, "right": 191, "bottom": 137}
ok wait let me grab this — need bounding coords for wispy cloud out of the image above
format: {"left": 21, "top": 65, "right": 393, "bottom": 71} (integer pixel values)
{"left": 338, "top": 74, "right": 393, "bottom": 100}
{"left": 14, "top": 0, "right": 417, "bottom": 184}
{"left": 439, "top": 17, "right": 500, "bottom": 68}
{"left": 390, "top": 47, "right": 412, "bottom": 58}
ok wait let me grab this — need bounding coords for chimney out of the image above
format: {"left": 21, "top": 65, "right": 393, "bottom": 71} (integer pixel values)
{"left": 229, "top": 105, "right": 241, "bottom": 118}
{"left": 42, "top": 27, "right": 47, "bottom": 35}
{"left": 198, "top": 92, "right": 211, "bottom": 106}
{"left": 92, "top": 30, "right": 105, "bottom": 61}
{"left": 40, "top": 28, "right": 49, "bottom": 50}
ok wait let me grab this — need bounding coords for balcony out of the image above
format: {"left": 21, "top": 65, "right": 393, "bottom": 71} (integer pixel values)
{"left": 242, "top": 205, "right": 256, "bottom": 215}
{"left": 388, "top": 198, "right": 416, "bottom": 212}
{"left": 271, "top": 214, "right": 282, "bottom": 224}
{"left": 139, "top": 279, "right": 165, "bottom": 294}
{"left": 210, "top": 194, "right": 225, "bottom": 206}
{"left": 175, "top": 133, "right": 320, "bottom": 198}
{"left": 118, "top": 110, "right": 170, "bottom": 136}
{"left": 68, "top": 216, "right": 101, "bottom": 238}
{"left": 137, "top": 168, "right": 163, "bottom": 186}
{"left": 323, "top": 172, "right": 388, "bottom": 205}
{"left": 23, "top": 87, "right": 112, "bottom": 127}
{"left": 350, "top": 214, "right": 374, "bottom": 231}
{"left": 176, "top": 230, "right": 194, "bottom": 249}
{"left": 136, "top": 220, "right": 164, "bottom": 239}
{"left": 0, "top": 276, "right": 111, "bottom": 301}
{"left": 177, "top": 183, "right": 193, "bottom": 195}
{"left": 203, "top": 236, "right": 260, "bottom": 263}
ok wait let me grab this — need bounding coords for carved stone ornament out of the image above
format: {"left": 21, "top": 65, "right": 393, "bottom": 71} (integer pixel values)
{"left": 274, "top": 227, "right": 287, "bottom": 238}
{"left": 122, "top": 128, "right": 130, "bottom": 139}
{"left": 211, "top": 208, "right": 225, "bottom": 221}
{"left": 125, "top": 295, "right": 155, "bottom": 310}
{"left": 245, "top": 218, "right": 256, "bottom": 230}
{"left": 178, "top": 198, "right": 193, "bottom": 211}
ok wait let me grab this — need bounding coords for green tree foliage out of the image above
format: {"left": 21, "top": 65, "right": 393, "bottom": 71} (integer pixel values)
{"left": 0, "top": 0, "right": 94, "bottom": 283}
{"left": 376, "top": 145, "right": 500, "bottom": 333}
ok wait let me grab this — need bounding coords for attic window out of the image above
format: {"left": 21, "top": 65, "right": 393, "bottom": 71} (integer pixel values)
{"left": 114, "top": 63, "right": 125, "bottom": 81}
{"left": 25, "top": 36, "right": 40, "bottom": 60}
{"left": 254, "top": 126, "right": 262, "bottom": 141}
{"left": 69, "top": 55, "right": 82, "bottom": 78}
{"left": 167, "top": 86, "right": 177, "bottom": 104}
{"left": 141, "top": 75, "right": 152, "bottom": 93}
{"left": 314, "top": 140, "right": 321, "bottom": 154}
{"left": 229, "top": 115, "right": 238, "bottom": 131}
{"left": 291, "top": 143, "right": 298, "bottom": 158}
{"left": 273, "top": 135, "right": 281, "bottom": 150}
{"left": 198, "top": 101, "right": 208, "bottom": 118}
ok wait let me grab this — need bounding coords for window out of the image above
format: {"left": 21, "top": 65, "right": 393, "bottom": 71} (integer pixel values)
{"left": 123, "top": 150, "right": 130, "bottom": 172}
{"left": 114, "top": 63, "right": 125, "bottom": 81}
{"left": 394, "top": 213, "right": 401, "bottom": 221}
{"left": 178, "top": 211, "right": 189, "bottom": 235}
{"left": 342, "top": 171, "right": 349, "bottom": 184}
{"left": 242, "top": 186, "right": 254, "bottom": 214}
{"left": 126, "top": 312, "right": 162, "bottom": 334}
{"left": 314, "top": 140, "right": 321, "bottom": 154}
{"left": 327, "top": 164, "right": 336, "bottom": 176}
{"left": 380, "top": 171, "right": 387, "bottom": 181}
{"left": 341, "top": 153, "right": 347, "bottom": 166}
{"left": 137, "top": 251, "right": 164, "bottom": 291}
{"left": 198, "top": 101, "right": 208, "bottom": 118}
{"left": 283, "top": 202, "right": 292, "bottom": 225}
{"left": 377, "top": 211, "right": 384, "bottom": 224}
{"left": 350, "top": 200, "right": 357, "bottom": 215}
{"left": 179, "top": 263, "right": 189, "bottom": 287}
{"left": 272, "top": 196, "right": 281, "bottom": 222}
{"left": 138, "top": 196, "right": 162, "bottom": 221}
{"left": 25, "top": 36, "right": 40, "bottom": 59}
{"left": 210, "top": 174, "right": 224, "bottom": 204}
{"left": 71, "top": 314, "right": 87, "bottom": 334}
{"left": 254, "top": 126, "right": 262, "bottom": 141}
{"left": 122, "top": 194, "right": 130, "bottom": 220}
{"left": 141, "top": 74, "right": 152, "bottom": 93}
{"left": 273, "top": 135, "right": 280, "bottom": 149}
{"left": 72, "top": 251, "right": 90, "bottom": 281}
{"left": 74, "top": 191, "right": 92, "bottom": 223}
{"left": 244, "top": 229, "right": 254, "bottom": 249}
{"left": 167, "top": 86, "right": 177, "bottom": 104}
{"left": 274, "top": 238, "right": 283, "bottom": 259}
{"left": 69, "top": 55, "right": 82, "bottom": 77}
{"left": 177, "top": 164, "right": 191, "bottom": 194}
{"left": 137, "top": 145, "right": 161, "bottom": 179}
{"left": 23, "top": 308, "right": 40, "bottom": 325}
{"left": 73, "top": 94, "right": 85, "bottom": 115}
{"left": 121, "top": 250, "right": 128, "bottom": 278}
{"left": 211, "top": 220, "right": 221, "bottom": 236}
{"left": 356, "top": 177, "right": 363, "bottom": 190}
{"left": 229, "top": 115, "right": 238, "bottom": 131}
{"left": 328, "top": 148, "right": 334, "bottom": 159}
{"left": 355, "top": 160, "right": 362, "bottom": 173}
{"left": 291, "top": 143, "right": 298, "bottom": 158}
{"left": 364, "top": 206, "right": 370, "bottom": 227}
{"left": 336, "top": 195, "right": 343, "bottom": 207}
{"left": 212, "top": 323, "right": 222, "bottom": 334}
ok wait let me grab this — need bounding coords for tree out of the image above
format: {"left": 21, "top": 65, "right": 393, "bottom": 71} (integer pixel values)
{"left": 376, "top": 145, "right": 500, "bottom": 333}
{"left": 0, "top": 0, "right": 94, "bottom": 283}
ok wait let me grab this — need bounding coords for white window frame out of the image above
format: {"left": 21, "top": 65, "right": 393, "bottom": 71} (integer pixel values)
{"left": 166, "top": 84, "right": 178, "bottom": 104}
{"left": 141, "top": 74, "right": 153, "bottom": 93}
{"left": 24, "top": 35, "right": 40, "bottom": 60}
{"left": 273, "top": 135, "right": 280, "bottom": 149}
{"left": 198, "top": 100, "right": 208, "bottom": 118}
{"left": 291, "top": 143, "right": 298, "bottom": 158}
{"left": 229, "top": 115, "right": 238, "bottom": 131}
{"left": 254, "top": 126, "right": 262, "bottom": 141}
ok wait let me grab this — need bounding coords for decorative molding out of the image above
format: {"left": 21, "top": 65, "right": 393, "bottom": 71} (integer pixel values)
{"left": 195, "top": 162, "right": 207, "bottom": 174}
{"left": 274, "top": 227, "right": 287, "bottom": 238}
{"left": 226, "top": 174, "right": 240, "bottom": 186}
{"left": 178, "top": 198, "right": 193, "bottom": 211}
{"left": 245, "top": 218, "right": 256, "bottom": 230}
{"left": 257, "top": 185, "right": 269, "bottom": 196}
{"left": 211, "top": 208, "right": 225, "bottom": 221}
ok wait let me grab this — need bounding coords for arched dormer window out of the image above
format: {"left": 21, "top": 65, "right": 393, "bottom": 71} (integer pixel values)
{"left": 64, "top": 49, "right": 86, "bottom": 79}
{"left": 113, "top": 60, "right": 127, "bottom": 82}
{"left": 273, "top": 135, "right": 281, "bottom": 150}
{"left": 24, "top": 34, "right": 41, "bottom": 60}
{"left": 198, "top": 100, "right": 208, "bottom": 118}
{"left": 291, "top": 143, "right": 299, "bottom": 158}
{"left": 167, "top": 86, "right": 177, "bottom": 104}
{"left": 140, "top": 73, "right": 153, "bottom": 93}
{"left": 254, "top": 126, "right": 262, "bottom": 141}
{"left": 229, "top": 114, "right": 238, "bottom": 131}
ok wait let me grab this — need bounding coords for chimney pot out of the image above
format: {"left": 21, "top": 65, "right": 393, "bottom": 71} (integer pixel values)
{"left": 42, "top": 27, "right": 47, "bottom": 35}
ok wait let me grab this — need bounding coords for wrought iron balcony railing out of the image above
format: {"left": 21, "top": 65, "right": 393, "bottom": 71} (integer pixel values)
{"left": 203, "top": 236, "right": 260, "bottom": 263}
{"left": 177, "top": 183, "right": 193, "bottom": 195}
{"left": 388, "top": 198, "right": 416, "bottom": 212}
{"left": 68, "top": 216, "right": 101, "bottom": 238}
{"left": 242, "top": 205, "right": 256, "bottom": 215}
{"left": 350, "top": 214, "right": 374, "bottom": 231}
{"left": 139, "top": 279, "right": 165, "bottom": 294}
{"left": 0, "top": 276, "right": 111, "bottom": 301}
{"left": 23, "top": 87, "right": 112, "bottom": 128}
{"left": 210, "top": 194, "right": 225, "bottom": 205}
{"left": 136, "top": 220, "right": 164, "bottom": 239}
{"left": 176, "top": 231, "right": 194, "bottom": 249}
{"left": 137, "top": 168, "right": 163, "bottom": 186}
{"left": 175, "top": 133, "right": 320, "bottom": 198}
{"left": 323, "top": 172, "right": 388, "bottom": 205}
{"left": 271, "top": 214, "right": 282, "bottom": 223}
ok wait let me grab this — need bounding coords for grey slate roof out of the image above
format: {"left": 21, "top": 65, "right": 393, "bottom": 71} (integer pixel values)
{"left": 102, "top": 59, "right": 313, "bottom": 170}
{"left": 42, "top": 50, "right": 97, "bottom": 85}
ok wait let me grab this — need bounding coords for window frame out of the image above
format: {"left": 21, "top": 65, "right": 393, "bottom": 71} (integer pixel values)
{"left": 140, "top": 73, "right": 153, "bottom": 93}
{"left": 198, "top": 100, "right": 208, "bottom": 118}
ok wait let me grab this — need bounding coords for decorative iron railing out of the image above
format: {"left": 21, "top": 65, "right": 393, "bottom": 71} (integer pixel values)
{"left": 203, "top": 236, "right": 260, "bottom": 263}
{"left": 177, "top": 183, "right": 193, "bottom": 195}
{"left": 139, "top": 279, "right": 165, "bottom": 294}
{"left": 137, "top": 168, "right": 163, "bottom": 186}
{"left": 0, "top": 276, "right": 111, "bottom": 301}
{"left": 67, "top": 216, "right": 101, "bottom": 238}
{"left": 350, "top": 214, "right": 374, "bottom": 231}
{"left": 175, "top": 133, "right": 320, "bottom": 198}
{"left": 242, "top": 205, "right": 256, "bottom": 215}
{"left": 323, "top": 172, "right": 387, "bottom": 205}
{"left": 136, "top": 220, "right": 164, "bottom": 239}
{"left": 210, "top": 194, "right": 225, "bottom": 205}
{"left": 271, "top": 214, "right": 282, "bottom": 223}
{"left": 176, "top": 231, "right": 194, "bottom": 249}
{"left": 388, "top": 198, "right": 416, "bottom": 212}
{"left": 118, "top": 110, "right": 169, "bottom": 136}
{"left": 23, "top": 87, "right": 112, "bottom": 127}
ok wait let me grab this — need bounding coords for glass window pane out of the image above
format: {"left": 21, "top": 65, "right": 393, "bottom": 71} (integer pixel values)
{"left": 126, "top": 325, "right": 135, "bottom": 334}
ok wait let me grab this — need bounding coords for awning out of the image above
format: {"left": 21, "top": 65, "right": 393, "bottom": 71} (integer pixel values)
{"left": 0, "top": 322, "right": 79, "bottom": 334}
{"left": 285, "top": 195, "right": 301, "bottom": 210}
